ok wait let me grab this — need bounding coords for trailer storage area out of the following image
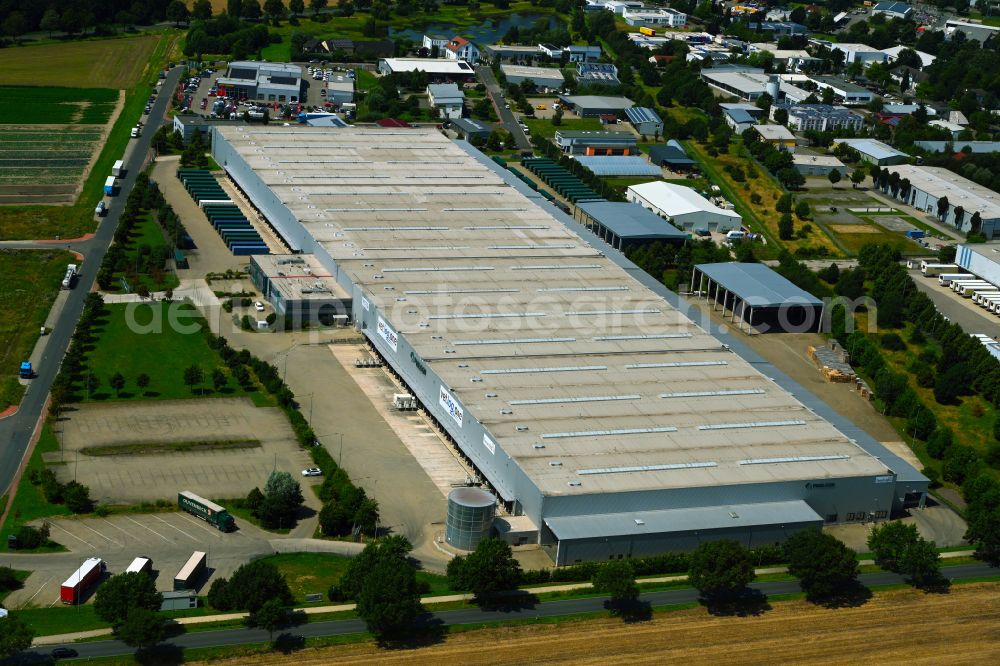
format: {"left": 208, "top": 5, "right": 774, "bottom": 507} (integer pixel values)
{"left": 174, "top": 551, "right": 207, "bottom": 591}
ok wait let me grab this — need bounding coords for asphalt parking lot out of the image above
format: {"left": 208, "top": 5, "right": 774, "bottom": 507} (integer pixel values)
{"left": 6, "top": 512, "right": 274, "bottom": 607}
{"left": 52, "top": 398, "right": 310, "bottom": 504}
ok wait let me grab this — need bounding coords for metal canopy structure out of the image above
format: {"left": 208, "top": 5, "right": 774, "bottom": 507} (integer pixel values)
{"left": 693, "top": 262, "right": 823, "bottom": 334}
{"left": 577, "top": 200, "right": 686, "bottom": 248}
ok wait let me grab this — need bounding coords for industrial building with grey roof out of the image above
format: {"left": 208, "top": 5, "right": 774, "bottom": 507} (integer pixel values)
{"left": 211, "top": 125, "right": 927, "bottom": 565}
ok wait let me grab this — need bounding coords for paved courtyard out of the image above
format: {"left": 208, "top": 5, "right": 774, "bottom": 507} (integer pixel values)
{"left": 51, "top": 397, "right": 310, "bottom": 504}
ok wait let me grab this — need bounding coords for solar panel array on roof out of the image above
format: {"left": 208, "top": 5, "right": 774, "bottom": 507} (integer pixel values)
{"left": 573, "top": 156, "right": 662, "bottom": 177}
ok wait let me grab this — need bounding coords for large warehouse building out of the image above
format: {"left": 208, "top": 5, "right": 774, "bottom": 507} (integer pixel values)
{"left": 211, "top": 126, "right": 927, "bottom": 565}
{"left": 880, "top": 165, "right": 1000, "bottom": 239}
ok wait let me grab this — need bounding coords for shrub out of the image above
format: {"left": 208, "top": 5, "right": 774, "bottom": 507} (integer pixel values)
{"left": 880, "top": 333, "right": 906, "bottom": 351}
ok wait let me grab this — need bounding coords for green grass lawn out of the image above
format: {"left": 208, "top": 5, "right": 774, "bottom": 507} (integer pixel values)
{"left": 259, "top": 552, "right": 450, "bottom": 604}
{"left": 16, "top": 604, "right": 107, "bottom": 634}
{"left": 523, "top": 117, "right": 602, "bottom": 139}
{"left": 79, "top": 302, "right": 251, "bottom": 402}
{"left": 0, "top": 423, "right": 70, "bottom": 551}
{"left": 107, "top": 213, "right": 180, "bottom": 293}
{"left": 0, "top": 249, "right": 76, "bottom": 410}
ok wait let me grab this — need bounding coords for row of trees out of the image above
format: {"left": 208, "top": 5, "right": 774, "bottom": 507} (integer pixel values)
{"left": 97, "top": 172, "right": 173, "bottom": 291}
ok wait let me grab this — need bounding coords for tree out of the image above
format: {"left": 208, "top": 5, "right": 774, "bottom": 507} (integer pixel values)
{"left": 212, "top": 367, "right": 228, "bottom": 393}
{"left": 39, "top": 8, "right": 60, "bottom": 37}
{"left": 86, "top": 374, "right": 101, "bottom": 396}
{"left": 795, "top": 200, "right": 811, "bottom": 220}
{"left": 552, "top": 107, "right": 563, "bottom": 126}
{"left": 212, "top": 560, "right": 293, "bottom": 612}
{"left": 264, "top": 0, "right": 287, "bottom": 21}
{"left": 242, "top": 0, "right": 263, "bottom": 19}
{"left": 260, "top": 470, "right": 304, "bottom": 529}
{"left": 192, "top": 0, "right": 213, "bottom": 19}
{"left": 591, "top": 560, "right": 638, "bottom": 615}
{"left": 356, "top": 556, "right": 423, "bottom": 637}
{"left": 0, "top": 615, "right": 35, "bottom": 659}
{"left": 2, "top": 11, "right": 27, "bottom": 42}
{"left": 775, "top": 193, "right": 793, "bottom": 213}
{"left": 166, "top": 0, "right": 190, "bottom": 25}
{"left": 827, "top": 170, "right": 842, "bottom": 186}
{"left": 448, "top": 538, "right": 522, "bottom": 602}
{"left": 183, "top": 364, "right": 203, "bottom": 393}
{"left": 896, "top": 537, "right": 941, "bottom": 586}
{"left": 310, "top": 0, "right": 328, "bottom": 15}
{"left": 289, "top": 0, "right": 305, "bottom": 15}
{"left": 136, "top": 373, "right": 150, "bottom": 394}
{"left": 687, "top": 540, "right": 755, "bottom": 600}
{"left": 353, "top": 497, "right": 380, "bottom": 535}
{"left": 64, "top": 481, "right": 93, "bottom": 513}
{"left": 95, "top": 572, "right": 164, "bottom": 627}
{"left": 851, "top": 168, "right": 865, "bottom": 188}
{"left": 937, "top": 195, "right": 950, "bottom": 221}
{"left": 117, "top": 609, "right": 166, "bottom": 650}
{"left": 778, "top": 212, "right": 794, "bottom": 240}
{"left": 228, "top": 0, "right": 244, "bottom": 16}
{"left": 338, "top": 536, "right": 413, "bottom": 600}
{"left": 108, "top": 372, "right": 126, "bottom": 397}
{"left": 244, "top": 597, "right": 289, "bottom": 640}
{"left": 784, "top": 529, "right": 859, "bottom": 601}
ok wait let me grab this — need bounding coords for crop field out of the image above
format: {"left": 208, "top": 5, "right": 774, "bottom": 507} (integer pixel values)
{"left": 197, "top": 582, "right": 1000, "bottom": 665}
{"left": 0, "top": 36, "right": 159, "bottom": 89}
{"left": 0, "top": 86, "right": 118, "bottom": 124}
{"left": 0, "top": 87, "right": 123, "bottom": 205}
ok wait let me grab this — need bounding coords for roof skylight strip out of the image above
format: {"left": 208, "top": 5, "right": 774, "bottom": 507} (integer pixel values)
{"left": 577, "top": 462, "right": 717, "bottom": 475}
{"left": 382, "top": 266, "right": 494, "bottom": 272}
{"left": 324, "top": 207, "right": 427, "bottom": 212}
{"left": 443, "top": 207, "right": 528, "bottom": 212}
{"left": 511, "top": 264, "right": 601, "bottom": 270}
{"left": 539, "top": 287, "right": 629, "bottom": 293}
{"left": 481, "top": 365, "right": 606, "bottom": 375}
{"left": 595, "top": 333, "right": 691, "bottom": 341}
{"left": 429, "top": 312, "right": 546, "bottom": 320}
{"left": 738, "top": 455, "right": 850, "bottom": 465}
{"left": 698, "top": 420, "right": 807, "bottom": 431}
{"left": 626, "top": 361, "right": 728, "bottom": 369}
{"left": 363, "top": 246, "right": 470, "bottom": 251}
{"left": 509, "top": 395, "right": 641, "bottom": 406}
{"left": 405, "top": 288, "right": 520, "bottom": 295}
{"left": 566, "top": 309, "right": 660, "bottom": 316}
{"left": 341, "top": 226, "right": 448, "bottom": 231}
{"left": 541, "top": 426, "right": 677, "bottom": 439}
{"left": 453, "top": 337, "right": 576, "bottom": 345}
{"left": 490, "top": 244, "right": 576, "bottom": 250}
{"left": 661, "top": 389, "right": 765, "bottom": 399}
{"left": 464, "top": 225, "right": 550, "bottom": 230}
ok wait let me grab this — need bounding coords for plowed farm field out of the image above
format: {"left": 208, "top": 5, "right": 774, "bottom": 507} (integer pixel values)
{"left": 198, "top": 582, "right": 1000, "bottom": 666}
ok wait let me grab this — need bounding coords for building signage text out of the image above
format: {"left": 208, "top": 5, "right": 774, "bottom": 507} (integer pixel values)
{"left": 439, "top": 386, "right": 464, "bottom": 427}
{"left": 483, "top": 434, "right": 496, "bottom": 455}
{"left": 376, "top": 316, "right": 397, "bottom": 352}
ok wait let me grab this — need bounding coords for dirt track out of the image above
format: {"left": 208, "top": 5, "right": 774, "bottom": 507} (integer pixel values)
{"left": 197, "top": 582, "right": 1000, "bottom": 665}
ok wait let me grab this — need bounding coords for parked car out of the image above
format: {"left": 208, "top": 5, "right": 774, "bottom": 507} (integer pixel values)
{"left": 254, "top": 301, "right": 265, "bottom": 312}
{"left": 301, "top": 468, "right": 322, "bottom": 477}
{"left": 95, "top": 201, "right": 107, "bottom": 216}
{"left": 51, "top": 648, "right": 79, "bottom": 660}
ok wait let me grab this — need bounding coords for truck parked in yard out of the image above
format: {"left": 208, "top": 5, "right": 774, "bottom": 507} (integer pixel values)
{"left": 178, "top": 491, "right": 235, "bottom": 532}
{"left": 126, "top": 556, "right": 153, "bottom": 576}
{"left": 61, "top": 557, "right": 105, "bottom": 604}
{"left": 174, "top": 551, "right": 207, "bottom": 591}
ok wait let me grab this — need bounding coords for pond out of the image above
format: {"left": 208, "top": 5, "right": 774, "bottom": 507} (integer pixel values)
{"left": 390, "top": 13, "right": 555, "bottom": 45}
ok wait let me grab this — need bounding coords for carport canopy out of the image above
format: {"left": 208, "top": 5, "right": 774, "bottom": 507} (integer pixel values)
{"left": 694, "top": 262, "right": 822, "bottom": 308}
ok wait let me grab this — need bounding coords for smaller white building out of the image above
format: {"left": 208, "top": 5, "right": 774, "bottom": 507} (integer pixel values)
{"left": 500, "top": 64, "right": 565, "bottom": 90}
{"left": 880, "top": 45, "right": 936, "bottom": 69}
{"left": 792, "top": 154, "right": 847, "bottom": 178}
{"left": 604, "top": 0, "right": 644, "bottom": 15}
{"left": 928, "top": 119, "right": 966, "bottom": 140}
{"left": 622, "top": 8, "right": 687, "bottom": 27}
{"left": 444, "top": 36, "right": 480, "bottom": 64}
{"left": 427, "top": 83, "right": 465, "bottom": 119}
{"left": 626, "top": 181, "right": 742, "bottom": 232}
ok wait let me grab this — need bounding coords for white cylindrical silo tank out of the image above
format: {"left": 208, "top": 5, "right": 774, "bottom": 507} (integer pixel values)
{"left": 766, "top": 75, "right": 781, "bottom": 100}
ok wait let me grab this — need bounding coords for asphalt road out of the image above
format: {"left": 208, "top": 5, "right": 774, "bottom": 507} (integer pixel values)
{"left": 0, "top": 66, "right": 184, "bottom": 497}
{"left": 25, "top": 562, "right": 997, "bottom": 660}
{"left": 477, "top": 65, "right": 532, "bottom": 151}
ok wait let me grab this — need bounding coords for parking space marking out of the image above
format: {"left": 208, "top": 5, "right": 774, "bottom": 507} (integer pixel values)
{"left": 123, "top": 516, "right": 172, "bottom": 543}
{"left": 48, "top": 523, "right": 96, "bottom": 550}
{"left": 76, "top": 521, "right": 122, "bottom": 547}
{"left": 175, "top": 513, "right": 227, "bottom": 539}
{"left": 18, "top": 575, "right": 54, "bottom": 609}
{"left": 101, "top": 518, "right": 137, "bottom": 540}
{"left": 150, "top": 514, "right": 200, "bottom": 542}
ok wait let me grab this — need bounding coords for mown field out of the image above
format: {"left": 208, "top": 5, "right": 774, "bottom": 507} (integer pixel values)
{"left": 0, "top": 86, "right": 119, "bottom": 124}
{"left": 195, "top": 582, "right": 1000, "bottom": 665}
{"left": 0, "top": 249, "right": 76, "bottom": 410}
{"left": 0, "top": 35, "right": 160, "bottom": 89}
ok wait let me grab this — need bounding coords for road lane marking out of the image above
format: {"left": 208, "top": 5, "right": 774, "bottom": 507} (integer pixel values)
{"left": 123, "top": 516, "right": 171, "bottom": 543}
{"left": 76, "top": 521, "right": 121, "bottom": 547}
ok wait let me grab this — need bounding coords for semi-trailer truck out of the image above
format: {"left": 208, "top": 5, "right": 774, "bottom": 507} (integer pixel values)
{"left": 178, "top": 491, "right": 235, "bottom": 531}
{"left": 61, "top": 264, "right": 77, "bottom": 289}
{"left": 938, "top": 273, "right": 974, "bottom": 286}
{"left": 921, "top": 263, "right": 959, "bottom": 276}
{"left": 174, "top": 551, "right": 207, "bottom": 590}
{"left": 61, "top": 557, "right": 105, "bottom": 604}
{"left": 126, "top": 556, "right": 153, "bottom": 575}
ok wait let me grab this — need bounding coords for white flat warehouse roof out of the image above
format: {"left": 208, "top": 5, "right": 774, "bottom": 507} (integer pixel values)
{"left": 214, "top": 126, "right": 891, "bottom": 497}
